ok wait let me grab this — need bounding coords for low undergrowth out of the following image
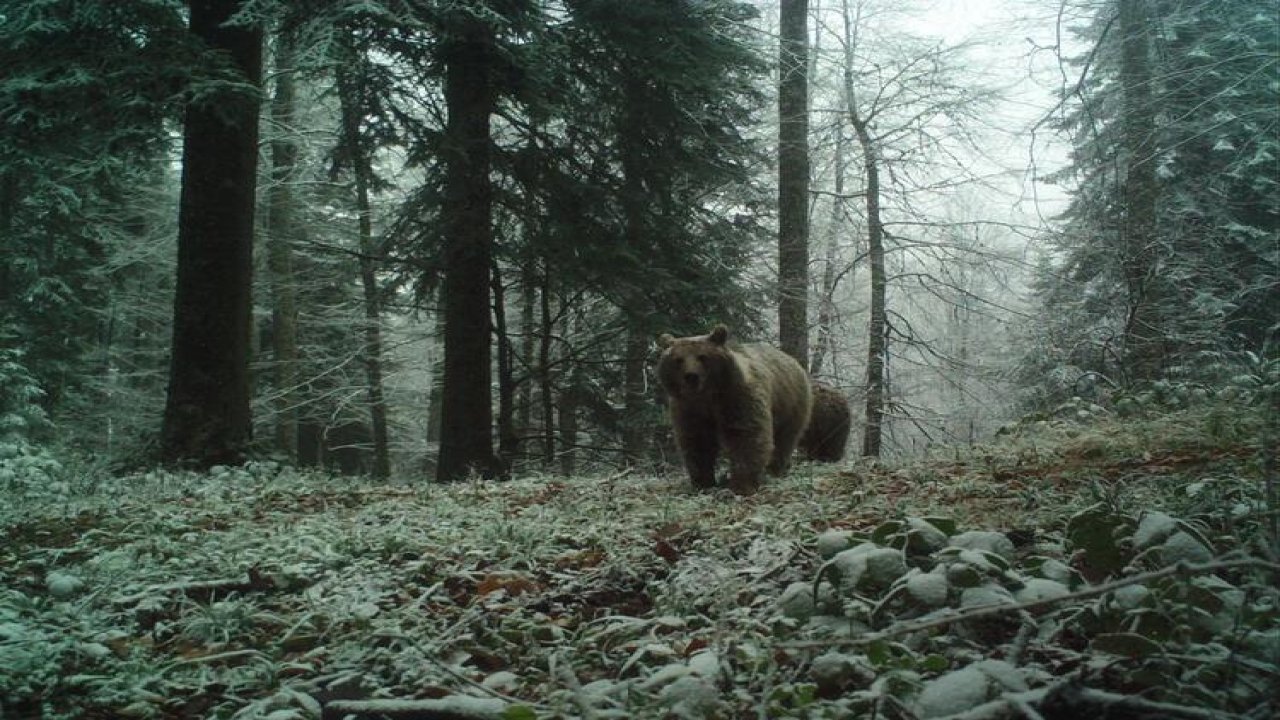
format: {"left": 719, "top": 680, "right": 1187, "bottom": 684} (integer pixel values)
{"left": 1, "top": 402, "right": 1276, "bottom": 719}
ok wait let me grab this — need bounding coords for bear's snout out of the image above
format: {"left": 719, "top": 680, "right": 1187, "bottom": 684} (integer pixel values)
{"left": 683, "top": 372, "right": 703, "bottom": 390}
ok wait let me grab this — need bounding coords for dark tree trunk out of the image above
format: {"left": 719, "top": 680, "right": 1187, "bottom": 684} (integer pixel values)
{"left": 852, "top": 115, "right": 886, "bottom": 458}
{"left": 778, "top": 0, "right": 810, "bottom": 363}
{"left": 493, "top": 263, "right": 519, "bottom": 468}
{"left": 161, "top": 0, "right": 262, "bottom": 468}
{"left": 436, "top": 15, "right": 500, "bottom": 482}
{"left": 517, "top": 267, "right": 537, "bottom": 445}
{"left": 266, "top": 26, "right": 300, "bottom": 461}
{"left": 841, "top": 0, "right": 886, "bottom": 458}
{"left": 622, "top": 327, "right": 649, "bottom": 465}
{"left": 1118, "top": 0, "right": 1162, "bottom": 381}
{"left": 538, "top": 272, "right": 556, "bottom": 467}
{"left": 559, "top": 315, "right": 580, "bottom": 477}
{"left": 425, "top": 308, "right": 444, "bottom": 446}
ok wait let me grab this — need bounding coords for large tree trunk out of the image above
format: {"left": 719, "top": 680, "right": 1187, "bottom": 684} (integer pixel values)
{"left": 161, "top": 0, "right": 262, "bottom": 467}
{"left": 266, "top": 26, "right": 300, "bottom": 461}
{"left": 436, "top": 14, "right": 500, "bottom": 482}
{"left": 517, "top": 266, "right": 537, "bottom": 447}
{"left": 853, "top": 116, "right": 886, "bottom": 458}
{"left": 778, "top": 0, "right": 811, "bottom": 363}
{"left": 425, "top": 308, "right": 445, "bottom": 446}
{"left": 1118, "top": 0, "right": 1162, "bottom": 381}
{"left": 842, "top": 0, "right": 885, "bottom": 458}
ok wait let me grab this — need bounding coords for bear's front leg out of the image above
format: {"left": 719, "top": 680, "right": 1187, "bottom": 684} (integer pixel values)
{"left": 676, "top": 423, "right": 718, "bottom": 490}
{"left": 767, "top": 428, "right": 800, "bottom": 477}
{"left": 722, "top": 426, "right": 772, "bottom": 496}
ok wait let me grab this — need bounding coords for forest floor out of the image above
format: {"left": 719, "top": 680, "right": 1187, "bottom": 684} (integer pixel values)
{"left": 1, "top": 402, "right": 1276, "bottom": 719}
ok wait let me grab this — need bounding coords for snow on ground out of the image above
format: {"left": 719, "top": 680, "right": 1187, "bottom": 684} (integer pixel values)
{"left": 1, "top": 413, "right": 1275, "bottom": 718}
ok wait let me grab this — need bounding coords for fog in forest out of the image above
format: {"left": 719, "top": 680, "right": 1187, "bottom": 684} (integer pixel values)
{"left": 1, "top": 1, "right": 1276, "bottom": 718}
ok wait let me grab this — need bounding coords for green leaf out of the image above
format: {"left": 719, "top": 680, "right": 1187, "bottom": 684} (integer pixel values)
{"left": 1066, "top": 505, "right": 1134, "bottom": 579}
{"left": 921, "top": 517, "right": 957, "bottom": 535}
{"left": 871, "top": 521, "right": 903, "bottom": 545}
{"left": 919, "top": 654, "right": 949, "bottom": 672}
{"left": 866, "top": 639, "right": 891, "bottom": 667}
{"left": 1092, "top": 632, "right": 1164, "bottom": 658}
{"left": 503, "top": 705, "right": 538, "bottom": 720}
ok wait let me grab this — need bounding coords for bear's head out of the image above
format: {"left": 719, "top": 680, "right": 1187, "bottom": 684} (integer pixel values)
{"left": 656, "top": 325, "right": 733, "bottom": 398}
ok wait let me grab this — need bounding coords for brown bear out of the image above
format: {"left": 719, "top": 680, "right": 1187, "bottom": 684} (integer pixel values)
{"left": 656, "top": 325, "right": 812, "bottom": 495}
{"left": 799, "top": 381, "right": 851, "bottom": 462}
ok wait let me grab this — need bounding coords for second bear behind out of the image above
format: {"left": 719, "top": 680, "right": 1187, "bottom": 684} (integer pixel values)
{"left": 657, "top": 325, "right": 813, "bottom": 495}
{"left": 799, "top": 381, "right": 851, "bottom": 462}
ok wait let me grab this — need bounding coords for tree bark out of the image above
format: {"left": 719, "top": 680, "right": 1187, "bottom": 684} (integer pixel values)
{"left": 1118, "top": 0, "right": 1162, "bottom": 381}
{"left": 853, "top": 115, "right": 886, "bottom": 458}
{"left": 778, "top": 0, "right": 811, "bottom": 363}
{"left": 810, "top": 126, "right": 847, "bottom": 378}
{"left": 425, "top": 308, "right": 445, "bottom": 446}
{"left": 559, "top": 317, "right": 580, "bottom": 478}
{"left": 517, "top": 265, "right": 537, "bottom": 445}
{"left": 621, "top": 327, "right": 649, "bottom": 465}
{"left": 266, "top": 26, "right": 300, "bottom": 461}
{"left": 436, "top": 15, "right": 500, "bottom": 482}
{"left": 161, "top": 0, "right": 261, "bottom": 468}
{"left": 492, "top": 263, "right": 519, "bottom": 468}
{"left": 842, "top": 0, "right": 886, "bottom": 458}
{"left": 538, "top": 272, "right": 556, "bottom": 467}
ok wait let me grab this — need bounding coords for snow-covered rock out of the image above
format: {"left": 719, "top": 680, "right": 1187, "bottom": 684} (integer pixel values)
{"left": 905, "top": 569, "right": 950, "bottom": 608}
{"left": 948, "top": 531, "right": 1015, "bottom": 561}
{"left": 658, "top": 674, "right": 720, "bottom": 718}
{"left": 862, "top": 548, "right": 909, "bottom": 591}
{"left": 777, "top": 581, "right": 837, "bottom": 621}
{"left": 905, "top": 517, "right": 950, "bottom": 554}
{"left": 47, "top": 572, "right": 84, "bottom": 599}
{"left": 816, "top": 529, "right": 855, "bottom": 559}
{"left": 810, "top": 652, "right": 874, "bottom": 694}
{"left": 1014, "top": 578, "right": 1070, "bottom": 604}
{"left": 1133, "top": 511, "right": 1178, "bottom": 550}
{"left": 1160, "top": 530, "right": 1212, "bottom": 564}
{"left": 959, "top": 584, "right": 1014, "bottom": 609}
{"left": 828, "top": 544, "right": 906, "bottom": 593}
{"left": 915, "top": 660, "right": 1027, "bottom": 718}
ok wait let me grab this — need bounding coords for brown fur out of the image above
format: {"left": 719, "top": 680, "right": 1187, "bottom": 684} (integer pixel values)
{"left": 656, "top": 325, "right": 813, "bottom": 495}
{"left": 799, "top": 381, "right": 851, "bottom": 462}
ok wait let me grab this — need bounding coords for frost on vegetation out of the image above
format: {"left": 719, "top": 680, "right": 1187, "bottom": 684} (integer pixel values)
{"left": 824, "top": 544, "right": 908, "bottom": 594}
{"left": 948, "top": 530, "right": 1015, "bottom": 561}
{"left": 0, "top": 440, "right": 1273, "bottom": 719}
{"left": 1013, "top": 577, "right": 1069, "bottom": 604}
{"left": 905, "top": 569, "right": 949, "bottom": 608}
{"left": 1133, "top": 510, "right": 1178, "bottom": 549}
{"left": 914, "top": 660, "right": 1028, "bottom": 718}
{"left": 1158, "top": 530, "right": 1213, "bottom": 564}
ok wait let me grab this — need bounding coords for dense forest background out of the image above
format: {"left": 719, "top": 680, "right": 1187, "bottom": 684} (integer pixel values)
{"left": 1, "top": 0, "right": 1276, "bottom": 484}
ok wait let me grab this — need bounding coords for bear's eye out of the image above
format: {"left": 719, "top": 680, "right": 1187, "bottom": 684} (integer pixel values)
{"left": 696, "top": 354, "right": 707, "bottom": 363}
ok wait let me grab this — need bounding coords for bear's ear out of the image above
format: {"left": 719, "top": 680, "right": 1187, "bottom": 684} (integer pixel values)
{"left": 709, "top": 325, "right": 729, "bottom": 345}
{"left": 657, "top": 333, "right": 676, "bottom": 349}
